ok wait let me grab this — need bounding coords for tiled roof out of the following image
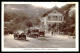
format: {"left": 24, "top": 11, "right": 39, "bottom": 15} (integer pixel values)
{"left": 42, "top": 6, "right": 64, "bottom": 17}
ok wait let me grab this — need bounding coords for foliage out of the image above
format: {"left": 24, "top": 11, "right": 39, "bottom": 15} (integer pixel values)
{"left": 60, "top": 4, "right": 75, "bottom": 35}
{"left": 25, "top": 20, "right": 33, "bottom": 28}
{"left": 4, "top": 10, "right": 41, "bottom": 31}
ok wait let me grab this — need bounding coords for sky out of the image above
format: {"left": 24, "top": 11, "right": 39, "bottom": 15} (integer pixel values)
{"left": 31, "top": 2, "right": 67, "bottom": 8}
{"left": 4, "top": 2, "right": 69, "bottom": 18}
{"left": 4, "top": 2, "right": 68, "bottom": 11}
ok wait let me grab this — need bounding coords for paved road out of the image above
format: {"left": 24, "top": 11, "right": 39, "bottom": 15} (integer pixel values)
{"left": 4, "top": 34, "right": 75, "bottom": 48}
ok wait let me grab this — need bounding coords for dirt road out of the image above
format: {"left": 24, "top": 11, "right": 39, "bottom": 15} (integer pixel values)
{"left": 4, "top": 34, "right": 75, "bottom": 48}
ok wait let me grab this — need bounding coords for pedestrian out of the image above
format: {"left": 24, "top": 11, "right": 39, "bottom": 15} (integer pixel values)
{"left": 52, "top": 30, "right": 53, "bottom": 35}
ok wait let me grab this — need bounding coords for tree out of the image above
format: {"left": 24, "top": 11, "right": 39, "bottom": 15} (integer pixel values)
{"left": 25, "top": 20, "right": 32, "bottom": 29}
{"left": 4, "top": 11, "right": 17, "bottom": 22}
{"left": 60, "top": 4, "right": 75, "bottom": 21}
{"left": 60, "top": 4, "right": 75, "bottom": 35}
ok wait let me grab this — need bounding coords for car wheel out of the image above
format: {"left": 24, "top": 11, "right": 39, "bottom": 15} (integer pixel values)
{"left": 24, "top": 37, "right": 26, "bottom": 40}
{"left": 36, "top": 35, "right": 39, "bottom": 38}
{"left": 18, "top": 36, "right": 20, "bottom": 40}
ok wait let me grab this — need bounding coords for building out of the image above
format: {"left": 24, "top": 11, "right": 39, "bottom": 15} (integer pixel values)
{"left": 42, "top": 6, "right": 64, "bottom": 35}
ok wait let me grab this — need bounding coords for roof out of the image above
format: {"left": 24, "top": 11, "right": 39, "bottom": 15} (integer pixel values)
{"left": 42, "top": 6, "right": 64, "bottom": 17}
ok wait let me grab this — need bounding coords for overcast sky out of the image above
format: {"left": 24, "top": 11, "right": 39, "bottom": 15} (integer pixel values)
{"left": 4, "top": 2, "right": 76, "bottom": 19}
{"left": 31, "top": 2, "right": 67, "bottom": 8}
{"left": 4, "top": 2, "right": 68, "bottom": 18}
{"left": 4, "top": 2, "right": 69, "bottom": 10}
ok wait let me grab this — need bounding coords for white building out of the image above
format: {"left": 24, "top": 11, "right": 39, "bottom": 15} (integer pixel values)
{"left": 41, "top": 6, "right": 64, "bottom": 35}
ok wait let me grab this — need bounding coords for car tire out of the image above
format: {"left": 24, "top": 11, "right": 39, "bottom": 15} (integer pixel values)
{"left": 24, "top": 37, "right": 26, "bottom": 40}
{"left": 36, "top": 35, "right": 39, "bottom": 38}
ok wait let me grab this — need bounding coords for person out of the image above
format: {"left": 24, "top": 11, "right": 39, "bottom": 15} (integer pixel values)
{"left": 27, "top": 29, "right": 31, "bottom": 36}
{"left": 52, "top": 30, "right": 53, "bottom": 35}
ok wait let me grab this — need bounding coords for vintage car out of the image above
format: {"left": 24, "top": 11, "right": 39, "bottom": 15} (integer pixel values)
{"left": 29, "top": 29, "right": 39, "bottom": 38}
{"left": 9, "top": 31, "right": 14, "bottom": 34}
{"left": 27, "top": 27, "right": 45, "bottom": 38}
{"left": 4, "top": 29, "right": 14, "bottom": 34}
{"left": 14, "top": 30, "right": 26, "bottom": 40}
{"left": 4, "top": 30, "right": 9, "bottom": 34}
{"left": 27, "top": 27, "right": 40, "bottom": 38}
{"left": 39, "top": 31, "right": 45, "bottom": 37}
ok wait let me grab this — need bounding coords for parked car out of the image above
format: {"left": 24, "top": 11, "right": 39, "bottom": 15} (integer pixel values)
{"left": 4, "top": 30, "right": 9, "bottom": 34}
{"left": 9, "top": 31, "right": 14, "bottom": 34}
{"left": 14, "top": 30, "right": 26, "bottom": 40}
{"left": 39, "top": 31, "right": 45, "bottom": 37}
{"left": 4, "top": 30, "right": 14, "bottom": 35}
{"left": 27, "top": 27, "right": 45, "bottom": 38}
{"left": 29, "top": 29, "right": 39, "bottom": 38}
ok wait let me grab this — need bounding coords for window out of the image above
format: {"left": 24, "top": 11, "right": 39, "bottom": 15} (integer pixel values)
{"left": 59, "top": 16, "right": 62, "bottom": 21}
{"left": 53, "top": 10, "right": 57, "bottom": 13}
{"left": 53, "top": 16, "right": 57, "bottom": 21}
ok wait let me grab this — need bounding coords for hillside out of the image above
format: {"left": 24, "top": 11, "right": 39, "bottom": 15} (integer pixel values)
{"left": 4, "top": 4, "right": 50, "bottom": 31}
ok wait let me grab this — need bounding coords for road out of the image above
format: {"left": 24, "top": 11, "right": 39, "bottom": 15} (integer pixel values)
{"left": 4, "top": 34, "right": 75, "bottom": 48}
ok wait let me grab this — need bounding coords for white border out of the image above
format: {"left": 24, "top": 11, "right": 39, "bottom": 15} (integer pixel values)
{"left": 1, "top": 2, "right": 79, "bottom": 52}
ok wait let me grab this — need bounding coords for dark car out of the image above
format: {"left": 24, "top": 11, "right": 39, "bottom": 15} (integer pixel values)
{"left": 28, "top": 28, "right": 39, "bottom": 38}
{"left": 14, "top": 31, "right": 26, "bottom": 40}
{"left": 8, "top": 31, "right": 14, "bottom": 34}
{"left": 4, "top": 30, "right": 9, "bottom": 34}
{"left": 4, "top": 30, "right": 14, "bottom": 35}
{"left": 39, "top": 31, "right": 45, "bottom": 37}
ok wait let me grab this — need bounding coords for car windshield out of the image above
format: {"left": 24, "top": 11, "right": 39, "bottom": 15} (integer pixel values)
{"left": 15, "top": 30, "right": 24, "bottom": 34}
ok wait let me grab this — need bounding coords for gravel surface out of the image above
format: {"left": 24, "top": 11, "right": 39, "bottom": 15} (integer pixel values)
{"left": 4, "top": 34, "right": 75, "bottom": 48}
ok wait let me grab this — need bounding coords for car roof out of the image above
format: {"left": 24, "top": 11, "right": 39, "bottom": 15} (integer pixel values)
{"left": 30, "top": 27, "right": 40, "bottom": 29}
